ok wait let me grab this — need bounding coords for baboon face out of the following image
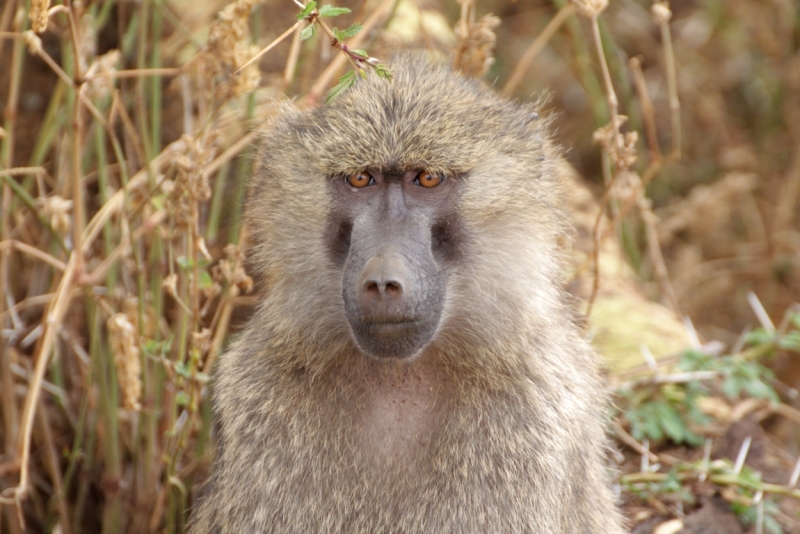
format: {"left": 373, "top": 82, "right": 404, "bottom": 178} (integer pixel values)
{"left": 328, "top": 168, "right": 462, "bottom": 359}
{"left": 251, "top": 54, "right": 560, "bottom": 365}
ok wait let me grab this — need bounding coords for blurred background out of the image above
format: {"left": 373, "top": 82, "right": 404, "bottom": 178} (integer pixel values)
{"left": 0, "top": 0, "right": 799, "bottom": 531}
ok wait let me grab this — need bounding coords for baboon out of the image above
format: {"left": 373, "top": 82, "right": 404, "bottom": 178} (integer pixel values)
{"left": 190, "top": 53, "right": 626, "bottom": 533}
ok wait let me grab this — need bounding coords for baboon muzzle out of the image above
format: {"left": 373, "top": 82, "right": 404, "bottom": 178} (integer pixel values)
{"left": 342, "top": 215, "right": 445, "bottom": 360}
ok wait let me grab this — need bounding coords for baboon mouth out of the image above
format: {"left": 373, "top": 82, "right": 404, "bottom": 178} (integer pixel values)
{"left": 364, "top": 320, "right": 421, "bottom": 331}
{"left": 348, "top": 318, "right": 438, "bottom": 359}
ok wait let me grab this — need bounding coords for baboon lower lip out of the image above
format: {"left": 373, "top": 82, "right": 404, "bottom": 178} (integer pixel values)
{"left": 363, "top": 320, "right": 422, "bottom": 333}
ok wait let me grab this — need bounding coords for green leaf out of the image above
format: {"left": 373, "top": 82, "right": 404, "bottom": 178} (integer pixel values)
{"left": 324, "top": 70, "right": 357, "bottom": 103}
{"left": 779, "top": 331, "right": 800, "bottom": 352}
{"left": 296, "top": 1, "right": 317, "bottom": 20}
{"left": 176, "top": 256, "right": 211, "bottom": 270}
{"left": 198, "top": 270, "right": 214, "bottom": 289}
{"left": 677, "top": 349, "right": 714, "bottom": 371}
{"left": 722, "top": 375, "right": 743, "bottom": 399}
{"left": 746, "top": 328, "right": 775, "bottom": 347}
{"left": 299, "top": 24, "right": 315, "bottom": 41}
{"left": 655, "top": 402, "right": 687, "bottom": 443}
{"left": 763, "top": 515, "right": 783, "bottom": 534}
{"left": 661, "top": 470, "right": 682, "bottom": 493}
{"left": 349, "top": 48, "right": 369, "bottom": 59}
{"left": 375, "top": 63, "right": 393, "bottom": 79}
{"left": 143, "top": 338, "right": 172, "bottom": 356}
{"left": 742, "top": 378, "right": 778, "bottom": 402}
{"left": 175, "top": 361, "right": 191, "bottom": 379}
{"left": 176, "top": 391, "right": 189, "bottom": 407}
{"left": 318, "top": 4, "right": 351, "bottom": 17}
{"left": 338, "top": 23, "right": 362, "bottom": 38}
{"left": 642, "top": 405, "right": 664, "bottom": 442}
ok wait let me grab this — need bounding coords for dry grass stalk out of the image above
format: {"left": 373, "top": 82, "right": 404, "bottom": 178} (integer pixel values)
{"left": 204, "top": 0, "right": 261, "bottom": 98}
{"left": 107, "top": 314, "right": 143, "bottom": 411}
{"left": 651, "top": 2, "right": 681, "bottom": 160}
{"left": 34, "top": 195, "right": 72, "bottom": 236}
{"left": 502, "top": 3, "right": 575, "bottom": 97}
{"left": 81, "top": 49, "right": 121, "bottom": 100}
{"left": 28, "top": 0, "right": 49, "bottom": 34}
{"left": 453, "top": 13, "right": 500, "bottom": 79}
{"left": 571, "top": 0, "right": 608, "bottom": 19}
{"left": 629, "top": 56, "right": 661, "bottom": 162}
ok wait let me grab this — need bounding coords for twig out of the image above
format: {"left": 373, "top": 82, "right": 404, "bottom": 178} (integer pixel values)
{"left": 772, "top": 140, "right": 800, "bottom": 241}
{"left": 619, "top": 370, "right": 719, "bottom": 390}
{"left": 236, "top": 20, "right": 303, "bottom": 74}
{"left": 283, "top": 24, "right": 302, "bottom": 89}
{"left": 502, "top": 4, "right": 575, "bottom": 97}
{"left": 205, "top": 285, "right": 239, "bottom": 374}
{"left": 79, "top": 210, "right": 168, "bottom": 286}
{"left": 629, "top": 56, "right": 661, "bottom": 162}
{"left": 622, "top": 470, "right": 800, "bottom": 500}
{"left": 639, "top": 197, "right": 681, "bottom": 315}
{"left": 590, "top": 16, "right": 621, "bottom": 152}
{"left": 305, "top": 0, "right": 397, "bottom": 104}
{"left": 0, "top": 240, "right": 67, "bottom": 271}
{"left": 747, "top": 292, "right": 775, "bottom": 332}
{"left": 652, "top": 3, "right": 681, "bottom": 159}
{"left": 90, "top": 67, "right": 182, "bottom": 80}
{"left": 612, "top": 419, "right": 666, "bottom": 465}
{"left": 2, "top": 252, "right": 78, "bottom": 507}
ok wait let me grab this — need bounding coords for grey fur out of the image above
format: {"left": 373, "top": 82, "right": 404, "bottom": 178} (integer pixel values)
{"left": 190, "top": 53, "right": 627, "bottom": 534}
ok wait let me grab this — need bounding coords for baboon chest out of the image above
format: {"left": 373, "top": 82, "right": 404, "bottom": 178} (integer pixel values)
{"left": 340, "top": 363, "right": 448, "bottom": 473}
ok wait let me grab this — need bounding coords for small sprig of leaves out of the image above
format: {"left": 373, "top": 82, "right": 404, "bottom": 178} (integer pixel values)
{"left": 623, "top": 468, "right": 695, "bottom": 506}
{"left": 621, "top": 381, "right": 709, "bottom": 446}
{"left": 294, "top": 1, "right": 393, "bottom": 103}
{"left": 619, "top": 345, "right": 780, "bottom": 447}
{"left": 745, "top": 309, "right": 800, "bottom": 353}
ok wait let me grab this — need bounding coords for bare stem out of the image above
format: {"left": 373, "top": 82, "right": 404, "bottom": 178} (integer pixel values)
{"left": 659, "top": 14, "right": 681, "bottom": 159}
{"left": 236, "top": 20, "right": 303, "bottom": 74}
{"left": 590, "top": 16, "right": 621, "bottom": 150}
{"left": 502, "top": 4, "right": 575, "bottom": 97}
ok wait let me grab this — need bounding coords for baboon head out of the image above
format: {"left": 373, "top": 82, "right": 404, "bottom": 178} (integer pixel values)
{"left": 247, "top": 53, "right": 563, "bottom": 368}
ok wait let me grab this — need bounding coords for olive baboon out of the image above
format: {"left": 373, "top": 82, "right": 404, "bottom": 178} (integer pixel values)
{"left": 190, "top": 53, "right": 626, "bottom": 533}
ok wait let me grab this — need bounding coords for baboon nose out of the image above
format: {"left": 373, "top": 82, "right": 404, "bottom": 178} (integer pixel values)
{"left": 358, "top": 254, "right": 411, "bottom": 311}
{"left": 365, "top": 279, "right": 403, "bottom": 297}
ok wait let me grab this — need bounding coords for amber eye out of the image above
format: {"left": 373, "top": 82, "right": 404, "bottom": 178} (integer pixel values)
{"left": 416, "top": 171, "right": 443, "bottom": 188}
{"left": 347, "top": 172, "right": 372, "bottom": 188}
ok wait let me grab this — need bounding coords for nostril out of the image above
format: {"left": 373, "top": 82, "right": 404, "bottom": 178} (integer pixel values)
{"left": 362, "top": 279, "right": 403, "bottom": 298}
{"left": 384, "top": 281, "right": 402, "bottom": 296}
{"left": 358, "top": 253, "right": 411, "bottom": 303}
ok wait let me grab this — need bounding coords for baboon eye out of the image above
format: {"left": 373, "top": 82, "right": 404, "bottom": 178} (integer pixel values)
{"left": 346, "top": 172, "right": 373, "bottom": 188}
{"left": 416, "top": 171, "right": 443, "bottom": 188}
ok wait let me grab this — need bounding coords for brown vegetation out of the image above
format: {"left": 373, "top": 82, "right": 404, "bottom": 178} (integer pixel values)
{"left": 0, "top": 0, "right": 798, "bottom": 532}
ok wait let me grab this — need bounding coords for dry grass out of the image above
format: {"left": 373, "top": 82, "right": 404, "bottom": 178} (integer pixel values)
{"left": 0, "top": 0, "right": 798, "bottom": 532}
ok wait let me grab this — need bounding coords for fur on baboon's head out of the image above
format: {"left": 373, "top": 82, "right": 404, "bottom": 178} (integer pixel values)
{"left": 246, "top": 53, "right": 568, "bottom": 370}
